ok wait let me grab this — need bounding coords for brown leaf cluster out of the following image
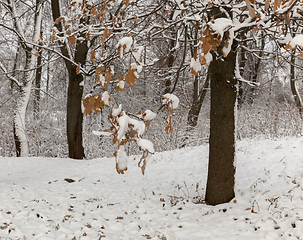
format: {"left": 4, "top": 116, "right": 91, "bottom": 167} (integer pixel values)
{"left": 125, "top": 67, "right": 139, "bottom": 88}
{"left": 137, "top": 149, "right": 149, "bottom": 175}
{"left": 165, "top": 116, "right": 173, "bottom": 134}
{"left": 101, "top": 26, "right": 112, "bottom": 48}
{"left": 95, "top": 66, "right": 113, "bottom": 87}
{"left": 81, "top": 93, "right": 112, "bottom": 116}
{"left": 199, "top": 25, "right": 221, "bottom": 56}
{"left": 90, "top": 50, "right": 97, "bottom": 65}
{"left": 189, "top": 53, "right": 201, "bottom": 77}
{"left": 274, "top": 0, "right": 282, "bottom": 12}
{"left": 51, "top": 29, "right": 56, "bottom": 43}
{"left": 104, "top": 106, "right": 155, "bottom": 175}
{"left": 70, "top": 34, "right": 77, "bottom": 45}
{"left": 245, "top": 0, "right": 256, "bottom": 17}
{"left": 117, "top": 44, "right": 127, "bottom": 59}
{"left": 105, "top": 67, "right": 114, "bottom": 86}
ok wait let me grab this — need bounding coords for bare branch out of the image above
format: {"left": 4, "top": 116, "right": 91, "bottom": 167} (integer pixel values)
{"left": 0, "top": 61, "right": 22, "bottom": 87}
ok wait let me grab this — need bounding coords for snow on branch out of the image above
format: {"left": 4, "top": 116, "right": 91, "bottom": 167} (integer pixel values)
{"left": 235, "top": 52, "right": 260, "bottom": 87}
{"left": 93, "top": 105, "right": 156, "bottom": 175}
{"left": 162, "top": 93, "right": 180, "bottom": 113}
{"left": 117, "top": 36, "right": 133, "bottom": 59}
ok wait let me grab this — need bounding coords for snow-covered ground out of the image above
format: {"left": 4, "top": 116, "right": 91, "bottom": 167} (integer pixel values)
{"left": 1, "top": 137, "right": 303, "bottom": 240}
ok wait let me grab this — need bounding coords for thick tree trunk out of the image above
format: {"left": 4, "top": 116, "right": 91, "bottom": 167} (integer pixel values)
{"left": 205, "top": 44, "right": 237, "bottom": 205}
{"left": 51, "top": 0, "right": 86, "bottom": 159}
{"left": 66, "top": 68, "right": 85, "bottom": 159}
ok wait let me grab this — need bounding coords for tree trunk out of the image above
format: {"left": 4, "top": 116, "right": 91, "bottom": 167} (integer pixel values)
{"left": 187, "top": 73, "right": 209, "bottom": 128}
{"left": 290, "top": 50, "right": 303, "bottom": 117}
{"left": 237, "top": 45, "right": 246, "bottom": 107}
{"left": 12, "top": 0, "right": 43, "bottom": 157}
{"left": 51, "top": 0, "right": 86, "bottom": 159}
{"left": 205, "top": 44, "right": 237, "bottom": 205}
{"left": 14, "top": 76, "right": 32, "bottom": 157}
{"left": 34, "top": 41, "right": 42, "bottom": 120}
{"left": 187, "top": 27, "right": 209, "bottom": 128}
{"left": 66, "top": 68, "right": 85, "bottom": 159}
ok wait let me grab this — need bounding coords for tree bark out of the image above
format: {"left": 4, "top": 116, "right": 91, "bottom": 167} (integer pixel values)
{"left": 237, "top": 45, "right": 246, "bottom": 107}
{"left": 51, "top": 0, "right": 86, "bottom": 159}
{"left": 34, "top": 40, "right": 42, "bottom": 120}
{"left": 290, "top": 50, "right": 303, "bottom": 117}
{"left": 187, "top": 74, "right": 209, "bottom": 128}
{"left": 11, "top": 0, "right": 43, "bottom": 157}
{"left": 66, "top": 66, "right": 85, "bottom": 159}
{"left": 187, "top": 27, "right": 209, "bottom": 128}
{"left": 205, "top": 43, "right": 237, "bottom": 205}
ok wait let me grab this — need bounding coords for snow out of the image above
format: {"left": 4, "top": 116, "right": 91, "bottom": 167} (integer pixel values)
{"left": 128, "top": 118, "right": 145, "bottom": 137}
{"left": 116, "top": 145, "right": 128, "bottom": 173}
{"left": 142, "top": 110, "right": 157, "bottom": 121}
{"left": 135, "top": 46, "right": 144, "bottom": 62}
{"left": 98, "top": 73, "right": 106, "bottom": 87}
{"left": 111, "top": 104, "right": 122, "bottom": 117}
{"left": 208, "top": 18, "right": 233, "bottom": 41}
{"left": 288, "top": 35, "right": 303, "bottom": 48}
{"left": 117, "top": 113, "right": 130, "bottom": 141}
{"left": 204, "top": 52, "right": 213, "bottom": 65}
{"left": 117, "top": 37, "right": 133, "bottom": 59}
{"left": 101, "top": 91, "right": 110, "bottom": 107}
{"left": 137, "top": 65, "right": 143, "bottom": 74}
{"left": 172, "top": 10, "right": 182, "bottom": 20}
{"left": 163, "top": 93, "right": 180, "bottom": 110}
{"left": 1, "top": 137, "right": 303, "bottom": 239}
{"left": 92, "top": 130, "right": 112, "bottom": 137}
{"left": 116, "top": 79, "right": 125, "bottom": 90}
{"left": 135, "top": 138, "right": 155, "bottom": 154}
{"left": 189, "top": 57, "right": 201, "bottom": 73}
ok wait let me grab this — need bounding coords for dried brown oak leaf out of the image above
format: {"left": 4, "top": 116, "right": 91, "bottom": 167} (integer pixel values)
{"left": 142, "top": 234, "right": 152, "bottom": 239}
{"left": 105, "top": 67, "right": 114, "bottom": 87}
{"left": 274, "top": 0, "right": 282, "bottom": 12}
{"left": 125, "top": 67, "right": 138, "bottom": 88}
{"left": 82, "top": 95, "right": 95, "bottom": 116}
{"left": 76, "top": 63, "right": 81, "bottom": 74}
{"left": 199, "top": 26, "right": 221, "bottom": 55}
{"left": 90, "top": 50, "right": 97, "bottom": 66}
{"left": 82, "top": 95, "right": 104, "bottom": 116}
{"left": 70, "top": 34, "right": 77, "bottom": 45}
{"left": 165, "top": 116, "right": 173, "bottom": 134}
{"left": 245, "top": 0, "right": 256, "bottom": 18}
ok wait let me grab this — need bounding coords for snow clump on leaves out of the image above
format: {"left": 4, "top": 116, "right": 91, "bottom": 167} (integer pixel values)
{"left": 162, "top": 93, "right": 180, "bottom": 113}
{"left": 117, "top": 37, "right": 133, "bottom": 59}
{"left": 93, "top": 105, "right": 155, "bottom": 174}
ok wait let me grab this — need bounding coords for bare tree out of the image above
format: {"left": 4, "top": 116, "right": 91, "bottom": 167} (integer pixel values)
{"left": 0, "top": 0, "right": 43, "bottom": 157}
